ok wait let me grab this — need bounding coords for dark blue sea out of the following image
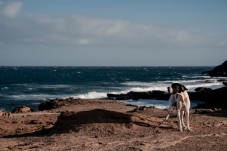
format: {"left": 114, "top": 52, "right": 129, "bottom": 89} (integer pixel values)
{"left": 0, "top": 66, "right": 226, "bottom": 111}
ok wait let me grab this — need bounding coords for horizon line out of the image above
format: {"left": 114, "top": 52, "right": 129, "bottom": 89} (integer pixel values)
{"left": 0, "top": 65, "right": 214, "bottom": 67}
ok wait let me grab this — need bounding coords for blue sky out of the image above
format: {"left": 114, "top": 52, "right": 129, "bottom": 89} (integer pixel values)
{"left": 0, "top": 0, "right": 226, "bottom": 66}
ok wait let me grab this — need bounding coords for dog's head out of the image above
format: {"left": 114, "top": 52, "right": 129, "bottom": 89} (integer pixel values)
{"left": 167, "top": 83, "right": 188, "bottom": 94}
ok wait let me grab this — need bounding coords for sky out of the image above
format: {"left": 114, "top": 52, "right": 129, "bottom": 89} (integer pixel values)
{"left": 0, "top": 0, "right": 226, "bottom": 66}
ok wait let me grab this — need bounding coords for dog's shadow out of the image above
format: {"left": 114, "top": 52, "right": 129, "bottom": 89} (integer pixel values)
{"left": 2, "top": 109, "right": 134, "bottom": 138}
{"left": 159, "top": 125, "right": 176, "bottom": 130}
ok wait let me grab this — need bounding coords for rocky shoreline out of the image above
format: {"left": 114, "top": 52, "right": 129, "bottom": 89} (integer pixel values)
{"left": 0, "top": 99, "right": 227, "bottom": 150}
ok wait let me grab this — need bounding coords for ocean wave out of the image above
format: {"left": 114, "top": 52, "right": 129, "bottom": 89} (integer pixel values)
{"left": 36, "top": 85, "right": 73, "bottom": 89}
{"left": 122, "top": 81, "right": 160, "bottom": 86}
{"left": 73, "top": 91, "right": 108, "bottom": 99}
{"left": 122, "top": 79, "right": 209, "bottom": 86}
{"left": 7, "top": 94, "right": 63, "bottom": 100}
{"left": 124, "top": 86, "right": 168, "bottom": 93}
{"left": 12, "top": 84, "right": 72, "bottom": 89}
{"left": 121, "top": 79, "right": 224, "bottom": 92}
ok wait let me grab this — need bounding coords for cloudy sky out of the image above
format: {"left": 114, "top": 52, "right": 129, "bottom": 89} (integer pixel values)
{"left": 0, "top": 0, "right": 226, "bottom": 66}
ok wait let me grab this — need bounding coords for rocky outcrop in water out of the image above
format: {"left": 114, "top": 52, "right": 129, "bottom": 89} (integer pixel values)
{"left": 107, "top": 90, "right": 170, "bottom": 100}
{"left": 107, "top": 86, "right": 227, "bottom": 109}
{"left": 204, "top": 60, "right": 227, "bottom": 77}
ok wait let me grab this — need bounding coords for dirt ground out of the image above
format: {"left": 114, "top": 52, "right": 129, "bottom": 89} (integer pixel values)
{"left": 0, "top": 99, "right": 227, "bottom": 151}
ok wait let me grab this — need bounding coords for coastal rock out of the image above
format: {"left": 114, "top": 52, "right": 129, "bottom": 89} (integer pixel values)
{"left": 0, "top": 110, "right": 12, "bottom": 118}
{"left": 107, "top": 90, "right": 170, "bottom": 100}
{"left": 204, "top": 60, "right": 227, "bottom": 77}
{"left": 107, "top": 93, "right": 131, "bottom": 100}
{"left": 11, "top": 106, "right": 31, "bottom": 113}
{"left": 195, "top": 87, "right": 212, "bottom": 92}
{"left": 38, "top": 98, "right": 85, "bottom": 111}
{"left": 189, "top": 86, "right": 227, "bottom": 109}
{"left": 223, "top": 81, "right": 227, "bottom": 86}
{"left": 38, "top": 99, "right": 66, "bottom": 111}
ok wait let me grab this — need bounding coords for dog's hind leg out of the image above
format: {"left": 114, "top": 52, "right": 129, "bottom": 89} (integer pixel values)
{"left": 177, "top": 109, "right": 183, "bottom": 132}
{"left": 185, "top": 109, "right": 192, "bottom": 131}
{"left": 180, "top": 110, "right": 186, "bottom": 130}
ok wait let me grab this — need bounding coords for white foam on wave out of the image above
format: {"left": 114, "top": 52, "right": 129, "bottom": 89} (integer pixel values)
{"left": 8, "top": 94, "right": 62, "bottom": 100}
{"left": 121, "top": 77, "right": 225, "bottom": 93}
{"left": 123, "top": 86, "right": 168, "bottom": 93}
{"left": 186, "top": 83, "right": 224, "bottom": 91}
{"left": 12, "top": 84, "right": 72, "bottom": 89}
{"left": 122, "top": 79, "right": 210, "bottom": 86}
{"left": 74, "top": 91, "right": 107, "bottom": 99}
{"left": 122, "top": 81, "right": 157, "bottom": 86}
{"left": 37, "top": 84, "right": 72, "bottom": 89}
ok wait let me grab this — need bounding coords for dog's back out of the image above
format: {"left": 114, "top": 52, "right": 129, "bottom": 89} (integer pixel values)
{"left": 182, "top": 91, "right": 190, "bottom": 108}
{"left": 176, "top": 91, "right": 190, "bottom": 109}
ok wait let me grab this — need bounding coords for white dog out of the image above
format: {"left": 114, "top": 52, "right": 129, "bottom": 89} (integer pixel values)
{"left": 168, "top": 83, "right": 192, "bottom": 132}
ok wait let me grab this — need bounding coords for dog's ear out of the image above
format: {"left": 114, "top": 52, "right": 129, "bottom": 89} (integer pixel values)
{"left": 178, "top": 85, "right": 183, "bottom": 93}
{"left": 181, "top": 84, "right": 188, "bottom": 92}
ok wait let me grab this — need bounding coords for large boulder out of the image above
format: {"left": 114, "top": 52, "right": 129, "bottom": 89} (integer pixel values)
{"left": 38, "top": 98, "right": 69, "bottom": 111}
{"left": 38, "top": 98, "right": 92, "bottom": 111}
{"left": 11, "top": 106, "right": 31, "bottom": 113}
{"left": 205, "top": 60, "right": 227, "bottom": 77}
{"left": 195, "top": 87, "right": 212, "bottom": 92}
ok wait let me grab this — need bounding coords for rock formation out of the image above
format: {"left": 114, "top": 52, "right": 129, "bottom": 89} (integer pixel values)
{"left": 204, "top": 60, "right": 227, "bottom": 77}
{"left": 11, "top": 106, "right": 32, "bottom": 113}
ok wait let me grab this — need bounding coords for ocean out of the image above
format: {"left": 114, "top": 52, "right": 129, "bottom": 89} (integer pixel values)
{"left": 0, "top": 66, "right": 226, "bottom": 111}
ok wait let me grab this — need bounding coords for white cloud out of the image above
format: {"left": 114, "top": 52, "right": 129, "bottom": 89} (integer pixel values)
{"left": 0, "top": 8, "right": 225, "bottom": 51}
{"left": 2, "top": 1, "right": 23, "bottom": 18}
